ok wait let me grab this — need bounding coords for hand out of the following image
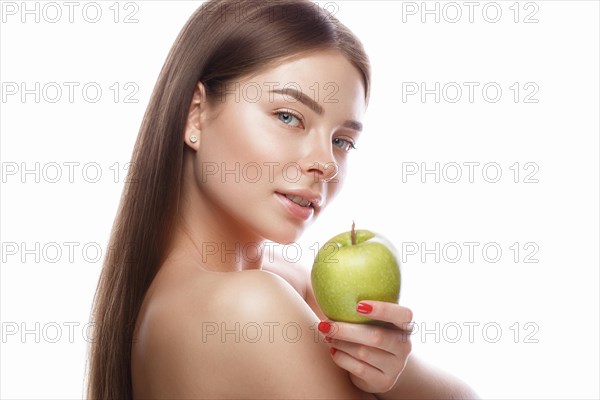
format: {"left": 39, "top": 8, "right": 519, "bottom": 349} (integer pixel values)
{"left": 318, "top": 301, "right": 414, "bottom": 394}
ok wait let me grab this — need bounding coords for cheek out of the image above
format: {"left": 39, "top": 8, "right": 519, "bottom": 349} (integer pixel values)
{"left": 323, "top": 163, "right": 347, "bottom": 204}
{"left": 192, "top": 106, "right": 283, "bottom": 193}
{"left": 205, "top": 107, "right": 287, "bottom": 167}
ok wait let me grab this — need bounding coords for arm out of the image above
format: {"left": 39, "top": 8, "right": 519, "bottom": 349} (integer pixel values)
{"left": 160, "top": 270, "right": 376, "bottom": 399}
{"left": 378, "top": 354, "right": 481, "bottom": 400}
{"left": 324, "top": 301, "right": 480, "bottom": 400}
{"left": 265, "top": 257, "right": 479, "bottom": 399}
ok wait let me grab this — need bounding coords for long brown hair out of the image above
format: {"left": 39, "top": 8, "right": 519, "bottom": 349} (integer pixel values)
{"left": 86, "top": 0, "right": 370, "bottom": 398}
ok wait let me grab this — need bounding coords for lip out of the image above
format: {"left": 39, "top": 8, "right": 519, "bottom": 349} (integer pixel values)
{"left": 278, "top": 189, "right": 323, "bottom": 208}
{"left": 275, "top": 190, "right": 322, "bottom": 221}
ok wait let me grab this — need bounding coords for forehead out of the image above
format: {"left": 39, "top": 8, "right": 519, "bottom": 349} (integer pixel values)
{"left": 235, "top": 50, "right": 367, "bottom": 118}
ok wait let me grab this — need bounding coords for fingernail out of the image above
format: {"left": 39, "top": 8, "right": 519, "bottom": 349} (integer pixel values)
{"left": 329, "top": 347, "right": 337, "bottom": 356}
{"left": 325, "top": 336, "right": 332, "bottom": 343}
{"left": 357, "top": 302, "right": 373, "bottom": 314}
{"left": 318, "top": 321, "right": 332, "bottom": 333}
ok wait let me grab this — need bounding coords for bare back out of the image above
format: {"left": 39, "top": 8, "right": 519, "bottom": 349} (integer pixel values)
{"left": 131, "top": 260, "right": 373, "bottom": 399}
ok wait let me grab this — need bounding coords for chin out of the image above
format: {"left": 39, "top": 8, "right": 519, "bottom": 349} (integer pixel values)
{"left": 249, "top": 204, "right": 321, "bottom": 246}
{"left": 263, "top": 221, "right": 311, "bottom": 246}
{"left": 267, "top": 228, "right": 303, "bottom": 246}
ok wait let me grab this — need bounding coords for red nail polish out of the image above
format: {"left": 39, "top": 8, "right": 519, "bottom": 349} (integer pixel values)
{"left": 357, "top": 302, "right": 373, "bottom": 314}
{"left": 325, "top": 336, "right": 332, "bottom": 343}
{"left": 318, "top": 321, "right": 332, "bottom": 333}
{"left": 330, "top": 347, "right": 337, "bottom": 356}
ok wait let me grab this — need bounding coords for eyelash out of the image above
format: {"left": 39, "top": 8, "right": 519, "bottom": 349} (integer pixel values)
{"left": 273, "top": 109, "right": 357, "bottom": 153}
{"left": 333, "top": 137, "right": 357, "bottom": 152}
{"left": 274, "top": 109, "right": 304, "bottom": 128}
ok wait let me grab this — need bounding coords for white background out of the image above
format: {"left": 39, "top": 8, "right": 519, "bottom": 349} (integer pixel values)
{"left": 1, "top": 1, "right": 598, "bottom": 399}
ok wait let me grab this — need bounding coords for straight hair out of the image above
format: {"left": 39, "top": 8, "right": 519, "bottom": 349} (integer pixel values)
{"left": 87, "top": 1, "right": 370, "bottom": 398}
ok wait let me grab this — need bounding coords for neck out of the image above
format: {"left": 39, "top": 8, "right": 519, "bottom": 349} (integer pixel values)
{"left": 166, "top": 174, "right": 265, "bottom": 272}
{"left": 167, "top": 223, "right": 265, "bottom": 272}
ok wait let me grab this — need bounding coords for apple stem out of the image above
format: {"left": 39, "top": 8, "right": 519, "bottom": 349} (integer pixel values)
{"left": 351, "top": 221, "right": 356, "bottom": 245}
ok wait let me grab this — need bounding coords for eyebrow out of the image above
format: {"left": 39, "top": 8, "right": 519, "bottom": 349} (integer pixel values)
{"left": 270, "top": 88, "right": 363, "bottom": 132}
{"left": 342, "top": 120, "right": 363, "bottom": 132}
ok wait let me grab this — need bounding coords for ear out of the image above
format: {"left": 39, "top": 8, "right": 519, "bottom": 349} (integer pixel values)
{"left": 183, "top": 82, "right": 208, "bottom": 151}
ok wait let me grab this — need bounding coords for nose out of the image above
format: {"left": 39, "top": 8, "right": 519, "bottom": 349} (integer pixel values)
{"left": 302, "top": 135, "right": 339, "bottom": 183}
{"left": 309, "top": 160, "right": 339, "bottom": 183}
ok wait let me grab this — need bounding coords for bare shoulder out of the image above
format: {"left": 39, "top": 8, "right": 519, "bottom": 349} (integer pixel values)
{"left": 261, "top": 251, "right": 310, "bottom": 298}
{"left": 262, "top": 252, "right": 327, "bottom": 320}
{"left": 132, "top": 266, "right": 372, "bottom": 399}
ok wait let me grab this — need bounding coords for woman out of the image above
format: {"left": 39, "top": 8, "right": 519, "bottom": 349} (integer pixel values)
{"left": 87, "top": 0, "right": 479, "bottom": 398}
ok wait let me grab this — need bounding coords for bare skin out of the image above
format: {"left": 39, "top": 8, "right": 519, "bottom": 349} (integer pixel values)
{"left": 131, "top": 50, "right": 479, "bottom": 399}
{"left": 264, "top": 256, "right": 481, "bottom": 400}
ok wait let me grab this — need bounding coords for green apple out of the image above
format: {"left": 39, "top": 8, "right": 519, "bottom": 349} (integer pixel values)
{"left": 311, "top": 222, "right": 401, "bottom": 324}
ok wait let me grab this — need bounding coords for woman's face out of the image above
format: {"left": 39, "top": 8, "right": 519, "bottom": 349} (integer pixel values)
{"left": 188, "top": 50, "right": 366, "bottom": 244}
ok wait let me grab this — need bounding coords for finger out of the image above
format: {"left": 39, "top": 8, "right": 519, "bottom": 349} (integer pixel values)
{"left": 329, "top": 338, "right": 394, "bottom": 370}
{"left": 325, "top": 321, "right": 412, "bottom": 354}
{"left": 356, "top": 301, "right": 414, "bottom": 330}
{"left": 329, "top": 347, "right": 400, "bottom": 393}
{"left": 331, "top": 338, "right": 410, "bottom": 382}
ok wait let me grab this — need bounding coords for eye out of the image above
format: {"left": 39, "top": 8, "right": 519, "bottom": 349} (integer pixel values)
{"left": 333, "top": 137, "right": 357, "bottom": 152}
{"left": 275, "top": 110, "right": 304, "bottom": 128}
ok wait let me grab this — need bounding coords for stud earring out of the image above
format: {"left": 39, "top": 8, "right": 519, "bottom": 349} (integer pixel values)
{"left": 190, "top": 135, "right": 198, "bottom": 143}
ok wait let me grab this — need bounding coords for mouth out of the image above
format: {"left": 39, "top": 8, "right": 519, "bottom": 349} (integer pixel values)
{"left": 275, "top": 191, "right": 322, "bottom": 221}
{"left": 283, "top": 194, "right": 313, "bottom": 208}
{"left": 276, "top": 190, "right": 322, "bottom": 208}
